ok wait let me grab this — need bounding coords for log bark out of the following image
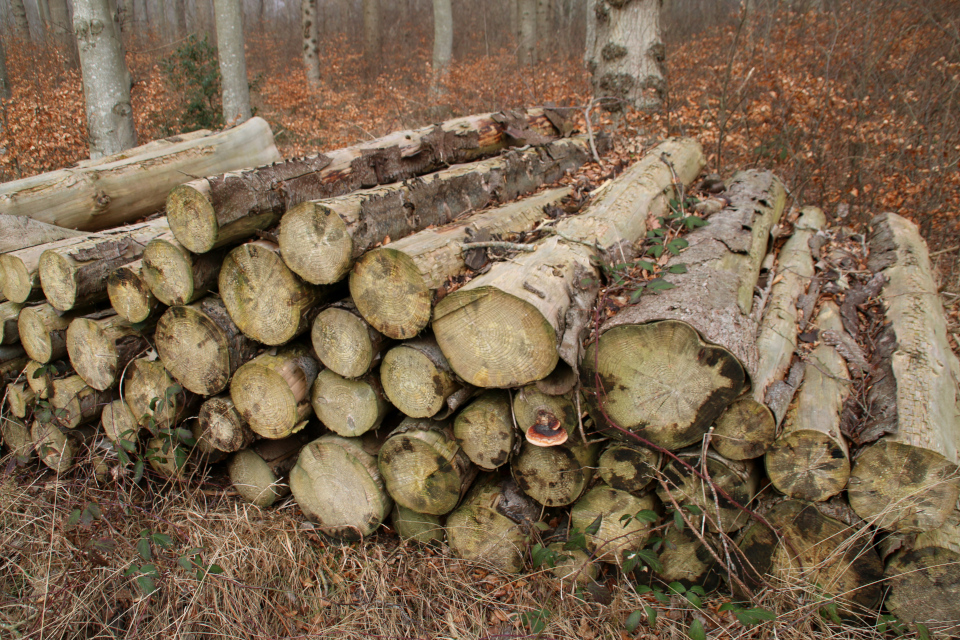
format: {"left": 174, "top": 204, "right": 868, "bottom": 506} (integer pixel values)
{"left": 107, "top": 260, "right": 160, "bottom": 324}
{"left": 219, "top": 240, "right": 340, "bottom": 346}
{"left": 433, "top": 137, "right": 705, "bottom": 388}
{"left": 32, "top": 421, "right": 96, "bottom": 473}
{"left": 142, "top": 233, "right": 224, "bottom": 306}
{"left": 0, "top": 215, "right": 84, "bottom": 254}
{"left": 39, "top": 218, "right": 170, "bottom": 311}
{"left": 310, "top": 367, "right": 389, "bottom": 437}
{"left": 452, "top": 390, "right": 516, "bottom": 471}
{"left": 446, "top": 474, "right": 540, "bottom": 573}
{"left": 848, "top": 212, "right": 960, "bottom": 533}
{"left": 0, "top": 118, "right": 280, "bottom": 231}
{"left": 6, "top": 382, "right": 35, "bottom": 419}
{"left": 377, "top": 417, "right": 477, "bottom": 515}
{"left": 310, "top": 301, "right": 390, "bottom": 378}
{"left": 1, "top": 415, "right": 34, "bottom": 462}
{"left": 0, "top": 351, "right": 28, "bottom": 385}
{"left": 570, "top": 484, "right": 658, "bottom": 565}
{"left": 379, "top": 333, "right": 468, "bottom": 419}
{"left": 581, "top": 170, "right": 786, "bottom": 450}
{"left": 167, "top": 109, "right": 566, "bottom": 254}
{"left": 230, "top": 343, "right": 319, "bottom": 439}
{"left": 66, "top": 312, "right": 155, "bottom": 391}
{"left": 597, "top": 442, "right": 661, "bottom": 495}
{"left": 391, "top": 504, "right": 444, "bottom": 544}
{"left": 512, "top": 427, "right": 600, "bottom": 507}
{"left": 290, "top": 433, "right": 393, "bottom": 540}
{"left": 49, "top": 374, "right": 115, "bottom": 429}
{"left": 197, "top": 394, "right": 256, "bottom": 452}
{"left": 228, "top": 434, "right": 310, "bottom": 507}
{"left": 101, "top": 398, "right": 138, "bottom": 447}
{"left": 284, "top": 137, "right": 588, "bottom": 287}
{"left": 350, "top": 187, "right": 570, "bottom": 340}
{"left": 0, "top": 232, "right": 96, "bottom": 303}
{"left": 711, "top": 394, "right": 776, "bottom": 461}
{"left": 124, "top": 356, "right": 199, "bottom": 428}
{"left": 17, "top": 303, "right": 77, "bottom": 363}
{"left": 765, "top": 302, "right": 851, "bottom": 502}
{"left": 0, "top": 301, "right": 23, "bottom": 345}
{"left": 155, "top": 297, "right": 259, "bottom": 395}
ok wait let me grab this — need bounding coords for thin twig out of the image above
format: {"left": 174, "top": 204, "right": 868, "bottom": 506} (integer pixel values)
{"left": 460, "top": 241, "right": 536, "bottom": 253}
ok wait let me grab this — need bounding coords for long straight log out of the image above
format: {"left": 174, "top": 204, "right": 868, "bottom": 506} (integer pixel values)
{"left": 582, "top": 170, "right": 786, "bottom": 450}
{"left": 0, "top": 215, "right": 85, "bottom": 253}
{"left": 230, "top": 344, "right": 319, "bottom": 439}
{"left": 167, "top": 109, "right": 565, "bottom": 254}
{"left": 848, "top": 213, "right": 960, "bottom": 533}
{"left": 284, "top": 138, "right": 588, "bottom": 287}
{"left": 17, "top": 303, "right": 77, "bottom": 363}
{"left": 0, "top": 119, "right": 280, "bottom": 231}
{"left": 107, "top": 260, "right": 160, "bottom": 324}
{"left": 350, "top": 186, "right": 571, "bottom": 340}
{"left": 433, "top": 137, "right": 705, "bottom": 388}
{"left": 38, "top": 218, "right": 170, "bottom": 311}
{"left": 155, "top": 297, "right": 259, "bottom": 396}
{"left": 0, "top": 301, "right": 23, "bottom": 345}
{"left": 311, "top": 301, "right": 390, "bottom": 378}
{"left": 142, "top": 233, "right": 224, "bottom": 306}
{"left": 66, "top": 313, "right": 155, "bottom": 391}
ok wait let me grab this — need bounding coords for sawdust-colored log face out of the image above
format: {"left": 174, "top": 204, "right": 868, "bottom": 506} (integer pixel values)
{"left": 737, "top": 499, "right": 883, "bottom": 613}
{"left": 230, "top": 344, "right": 318, "bottom": 440}
{"left": 169, "top": 109, "right": 563, "bottom": 254}
{"left": 66, "top": 314, "right": 154, "bottom": 391}
{"left": 511, "top": 431, "right": 599, "bottom": 507}
{"left": 379, "top": 334, "right": 462, "bottom": 419}
{"left": 290, "top": 434, "right": 393, "bottom": 540}
{"left": 142, "top": 234, "right": 223, "bottom": 306}
{"left": 198, "top": 395, "right": 256, "bottom": 453}
{"left": 311, "top": 304, "right": 388, "bottom": 378}
{"left": 711, "top": 395, "right": 776, "bottom": 461}
{"left": 18, "top": 304, "right": 75, "bottom": 363}
{"left": 766, "top": 428, "right": 849, "bottom": 502}
{"left": 219, "top": 240, "right": 336, "bottom": 346}
{"left": 145, "top": 434, "right": 189, "bottom": 478}
{"left": 452, "top": 390, "right": 515, "bottom": 470}
{"left": 0, "top": 232, "right": 94, "bottom": 303}
{"left": 378, "top": 417, "right": 476, "bottom": 516}
{"left": 32, "top": 421, "right": 94, "bottom": 473}
{"left": 512, "top": 384, "right": 578, "bottom": 444}
{"left": 1, "top": 415, "right": 34, "bottom": 461}
{"left": 657, "top": 448, "right": 760, "bottom": 533}
{"left": 654, "top": 527, "right": 723, "bottom": 592}
{"left": 310, "top": 368, "right": 389, "bottom": 437}
{"left": 155, "top": 298, "right": 259, "bottom": 396}
{"left": 6, "top": 382, "right": 35, "bottom": 419}
{"left": 570, "top": 485, "right": 658, "bottom": 565}
{"left": 25, "top": 360, "right": 58, "bottom": 399}
{"left": 446, "top": 474, "right": 539, "bottom": 573}
{"left": 582, "top": 320, "right": 745, "bottom": 451}
{"left": 598, "top": 442, "right": 661, "bottom": 495}
{"left": 107, "top": 260, "right": 159, "bottom": 323}
{"left": 228, "top": 435, "right": 307, "bottom": 507}
{"left": 124, "top": 357, "right": 194, "bottom": 428}
{"left": 0, "top": 301, "right": 23, "bottom": 345}
{"left": 101, "top": 399, "right": 138, "bottom": 447}
{"left": 49, "top": 375, "right": 115, "bottom": 429}
{"left": 391, "top": 504, "right": 444, "bottom": 544}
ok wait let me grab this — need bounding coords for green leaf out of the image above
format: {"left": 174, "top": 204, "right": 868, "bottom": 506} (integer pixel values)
{"left": 687, "top": 619, "right": 706, "bottom": 640}
{"left": 916, "top": 623, "right": 931, "bottom": 640}
{"left": 152, "top": 533, "right": 174, "bottom": 549}
{"left": 648, "top": 244, "right": 664, "bottom": 259}
{"left": 625, "top": 610, "right": 643, "bottom": 633}
{"left": 632, "top": 509, "right": 658, "bottom": 524}
{"left": 531, "top": 543, "right": 556, "bottom": 569}
{"left": 736, "top": 607, "right": 776, "bottom": 626}
{"left": 165, "top": 384, "right": 182, "bottom": 399}
{"left": 653, "top": 589, "right": 670, "bottom": 605}
{"left": 647, "top": 228, "right": 665, "bottom": 238}
{"left": 689, "top": 585, "right": 706, "bottom": 596}
{"left": 149, "top": 397, "right": 160, "bottom": 411}
{"left": 636, "top": 260, "right": 656, "bottom": 272}
{"left": 666, "top": 238, "right": 689, "bottom": 255}
{"left": 683, "top": 504, "right": 703, "bottom": 515}
{"left": 634, "top": 585, "right": 653, "bottom": 595}
{"left": 644, "top": 605, "right": 657, "bottom": 627}
{"left": 635, "top": 549, "right": 664, "bottom": 573}
{"left": 668, "top": 264, "right": 689, "bottom": 274}
{"left": 585, "top": 514, "right": 603, "bottom": 536}
{"left": 629, "top": 286, "right": 645, "bottom": 303}
{"left": 66, "top": 508, "right": 82, "bottom": 527}
{"left": 718, "top": 602, "right": 740, "bottom": 612}
{"left": 685, "top": 592, "right": 703, "bottom": 609}
{"left": 141, "top": 563, "right": 160, "bottom": 577}
{"left": 207, "top": 564, "right": 224, "bottom": 575}
{"left": 178, "top": 556, "right": 194, "bottom": 571}
{"left": 137, "top": 538, "right": 152, "bottom": 561}
{"left": 821, "top": 602, "right": 842, "bottom": 625}
{"left": 86, "top": 503, "right": 102, "bottom": 519}
{"left": 683, "top": 216, "right": 708, "bottom": 229}
{"left": 133, "top": 459, "right": 145, "bottom": 483}
{"left": 622, "top": 553, "right": 639, "bottom": 573}
{"left": 668, "top": 581, "right": 686, "bottom": 594}
{"left": 136, "top": 575, "right": 156, "bottom": 595}
{"left": 673, "top": 509, "right": 685, "bottom": 530}
{"left": 119, "top": 438, "right": 137, "bottom": 452}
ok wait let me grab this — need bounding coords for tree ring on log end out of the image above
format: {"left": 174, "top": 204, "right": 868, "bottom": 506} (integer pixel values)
{"left": 711, "top": 395, "right": 776, "bottom": 461}
{"left": 433, "top": 285, "right": 558, "bottom": 388}
{"left": 0, "top": 255, "right": 34, "bottom": 303}
{"left": 311, "top": 307, "right": 375, "bottom": 379}
{"left": 38, "top": 251, "right": 79, "bottom": 311}
{"left": 231, "top": 361, "right": 303, "bottom": 440}
{"left": 380, "top": 345, "right": 452, "bottom": 418}
{"left": 311, "top": 368, "right": 386, "bottom": 437}
{"left": 18, "top": 305, "right": 69, "bottom": 363}
{"left": 67, "top": 318, "right": 119, "bottom": 391}
{"left": 156, "top": 306, "right": 231, "bottom": 396}
{"left": 168, "top": 184, "right": 218, "bottom": 254}
{"left": 598, "top": 442, "right": 660, "bottom": 495}
{"left": 279, "top": 202, "right": 354, "bottom": 285}
{"left": 766, "top": 430, "right": 850, "bottom": 502}
{"left": 582, "top": 320, "right": 745, "bottom": 451}
{"left": 108, "top": 264, "right": 155, "bottom": 323}
{"left": 886, "top": 545, "right": 960, "bottom": 628}
{"left": 350, "top": 248, "right": 431, "bottom": 340}
{"left": 142, "top": 238, "right": 194, "bottom": 306}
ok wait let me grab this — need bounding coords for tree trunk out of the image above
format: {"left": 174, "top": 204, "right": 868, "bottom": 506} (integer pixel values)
{"left": 350, "top": 186, "right": 571, "bottom": 340}
{"left": 585, "top": 0, "right": 665, "bottom": 111}
{"left": 597, "top": 442, "right": 660, "bottom": 496}
{"left": 431, "top": 0, "right": 452, "bottom": 93}
{"left": 38, "top": 218, "right": 170, "bottom": 312}
{"left": 155, "top": 297, "right": 259, "bottom": 396}
{"left": 765, "top": 302, "right": 851, "bottom": 502}
{"left": 49, "top": 374, "right": 116, "bottom": 429}
{"left": 101, "top": 398, "right": 138, "bottom": 446}
{"left": 391, "top": 504, "right": 443, "bottom": 544}
{"left": 74, "top": 0, "right": 137, "bottom": 158}
{"left": 536, "top": 0, "right": 553, "bottom": 60}
{"left": 434, "top": 137, "right": 704, "bottom": 389}
{"left": 230, "top": 343, "right": 319, "bottom": 439}
{"left": 66, "top": 312, "right": 155, "bottom": 391}
{"left": 218, "top": 240, "right": 340, "bottom": 345}
{"left": 49, "top": 0, "right": 79, "bottom": 68}
{"left": 124, "top": 356, "right": 199, "bottom": 427}
{"left": 377, "top": 416, "right": 476, "bottom": 515}
{"left": 0, "top": 36, "right": 11, "bottom": 100}
{"left": 0, "top": 119, "right": 279, "bottom": 232}
{"left": 362, "top": 0, "right": 380, "bottom": 77}
{"left": 452, "top": 390, "right": 515, "bottom": 471}
{"left": 0, "top": 301, "right": 23, "bottom": 345}
{"left": 166, "top": 109, "right": 565, "bottom": 254}
{"left": 214, "top": 0, "right": 251, "bottom": 125}
{"left": 228, "top": 434, "right": 309, "bottom": 507}
{"left": 6, "top": 382, "right": 35, "bottom": 419}
{"left": 512, "top": 427, "right": 599, "bottom": 506}
{"left": 581, "top": 170, "right": 785, "bottom": 450}
{"left": 310, "top": 367, "right": 389, "bottom": 437}
{"left": 142, "top": 234, "right": 224, "bottom": 306}
{"left": 0, "top": 216, "right": 85, "bottom": 255}
{"left": 447, "top": 474, "right": 540, "bottom": 573}
{"left": 310, "top": 301, "right": 390, "bottom": 379}
{"left": 570, "top": 484, "right": 658, "bottom": 565}
{"left": 848, "top": 212, "right": 960, "bottom": 533}
{"left": 380, "top": 333, "right": 467, "bottom": 419}
{"left": 301, "top": 0, "right": 320, "bottom": 86}
{"left": 290, "top": 433, "right": 393, "bottom": 539}
{"left": 10, "top": 0, "right": 31, "bottom": 39}
{"left": 107, "top": 259, "right": 159, "bottom": 323}
{"left": 198, "top": 394, "right": 256, "bottom": 452}
{"left": 517, "top": 0, "right": 536, "bottom": 65}
{"left": 17, "top": 303, "right": 77, "bottom": 363}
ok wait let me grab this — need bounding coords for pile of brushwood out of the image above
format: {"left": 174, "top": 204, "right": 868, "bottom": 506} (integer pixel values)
{"left": 0, "top": 108, "right": 957, "bottom": 633}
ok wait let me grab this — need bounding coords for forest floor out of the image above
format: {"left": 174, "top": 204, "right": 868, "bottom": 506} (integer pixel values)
{"left": 1, "top": 4, "right": 959, "bottom": 639}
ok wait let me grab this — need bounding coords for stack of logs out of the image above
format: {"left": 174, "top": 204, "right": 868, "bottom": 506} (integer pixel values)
{"left": 1, "top": 108, "right": 958, "bottom": 631}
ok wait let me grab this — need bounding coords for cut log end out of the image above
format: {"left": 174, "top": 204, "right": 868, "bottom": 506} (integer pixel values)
{"left": 142, "top": 237, "right": 198, "bottom": 306}
{"left": 391, "top": 504, "right": 444, "bottom": 544}
{"left": 350, "top": 248, "right": 431, "bottom": 340}
{"left": 711, "top": 395, "right": 776, "bottom": 461}
{"left": 278, "top": 202, "right": 353, "bottom": 285}
{"left": 37, "top": 251, "right": 80, "bottom": 311}
{"left": 107, "top": 261, "right": 157, "bottom": 324}
{"left": 598, "top": 442, "right": 660, "bottom": 495}
{"left": 65, "top": 318, "right": 120, "bottom": 391}
{"left": 433, "top": 286, "right": 558, "bottom": 388}
{"left": 452, "top": 390, "right": 515, "bottom": 471}
{"left": 228, "top": 448, "right": 290, "bottom": 508}
{"left": 6, "top": 383, "right": 35, "bottom": 419}
{"left": 311, "top": 368, "right": 387, "bottom": 437}
{"left": 766, "top": 429, "right": 850, "bottom": 502}
{"left": 167, "top": 183, "right": 218, "bottom": 254}
{"left": 571, "top": 485, "right": 658, "bottom": 565}
{"left": 155, "top": 305, "right": 232, "bottom": 396}
{"left": 885, "top": 546, "right": 960, "bottom": 630}
{"left": 231, "top": 348, "right": 316, "bottom": 440}
{"left": 0, "top": 255, "right": 36, "bottom": 303}
{"left": 512, "top": 434, "right": 597, "bottom": 507}
{"left": 1, "top": 416, "right": 34, "bottom": 461}
{"left": 381, "top": 343, "right": 457, "bottom": 418}
{"left": 198, "top": 395, "right": 255, "bottom": 453}
{"left": 311, "top": 306, "right": 380, "bottom": 379}
{"left": 101, "top": 399, "right": 138, "bottom": 447}
{"left": 17, "top": 305, "right": 70, "bottom": 364}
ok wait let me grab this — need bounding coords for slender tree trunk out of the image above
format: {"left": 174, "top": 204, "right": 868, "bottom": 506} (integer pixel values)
{"left": 301, "top": 0, "right": 321, "bottom": 86}
{"left": 431, "top": 0, "right": 452, "bottom": 94}
{"left": 74, "top": 0, "right": 137, "bottom": 158}
{"left": 214, "top": 0, "right": 251, "bottom": 125}
{"left": 0, "top": 36, "right": 11, "bottom": 100}
{"left": 517, "top": 0, "right": 536, "bottom": 65}
{"left": 536, "top": 0, "right": 552, "bottom": 59}
{"left": 362, "top": 0, "right": 380, "bottom": 76}
{"left": 10, "top": 0, "right": 32, "bottom": 40}
{"left": 175, "top": 0, "right": 188, "bottom": 37}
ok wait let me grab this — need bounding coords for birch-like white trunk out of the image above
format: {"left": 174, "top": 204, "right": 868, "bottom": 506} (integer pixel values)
{"left": 73, "top": 0, "right": 137, "bottom": 159}
{"left": 518, "top": 0, "right": 536, "bottom": 65}
{"left": 215, "top": 0, "right": 252, "bottom": 125}
{"left": 301, "top": 0, "right": 321, "bottom": 86}
{"left": 431, "top": 0, "right": 452, "bottom": 91}
{"left": 586, "top": 0, "right": 665, "bottom": 111}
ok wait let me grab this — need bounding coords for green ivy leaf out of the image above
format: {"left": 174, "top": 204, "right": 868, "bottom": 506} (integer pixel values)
{"left": 635, "top": 549, "right": 663, "bottom": 573}
{"left": 133, "top": 459, "right": 145, "bottom": 483}
{"left": 668, "top": 581, "right": 686, "bottom": 594}
{"left": 207, "top": 564, "right": 224, "bottom": 575}
{"left": 636, "top": 260, "right": 656, "bottom": 272}
{"left": 648, "top": 244, "right": 665, "bottom": 259}
{"left": 152, "top": 533, "right": 174, "bottom": 549}
{"left": 685, "top": 592, "right": 703, "bottom": 609}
